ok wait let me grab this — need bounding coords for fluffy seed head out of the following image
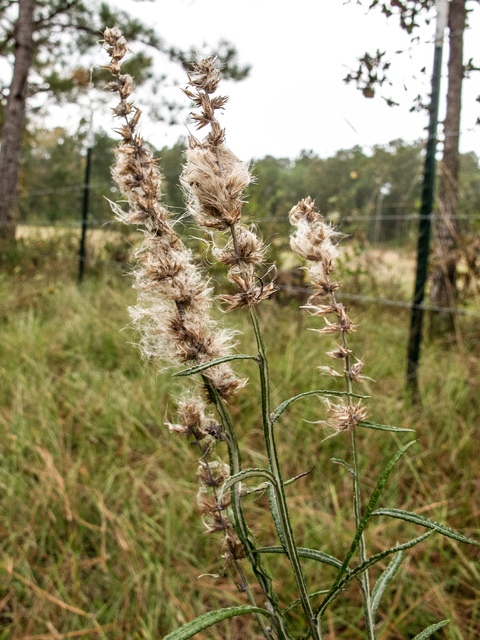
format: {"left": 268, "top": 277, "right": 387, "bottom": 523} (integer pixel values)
{"left": 324, "top": 399, "right": 368, "bottom": 436}
{"left": 103, "top": 28, "right": 245, "bottom": 399}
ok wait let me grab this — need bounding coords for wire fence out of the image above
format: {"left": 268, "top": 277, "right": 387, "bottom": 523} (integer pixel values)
{"left": 6, "top": 207, "right": 480, "bottom": 320}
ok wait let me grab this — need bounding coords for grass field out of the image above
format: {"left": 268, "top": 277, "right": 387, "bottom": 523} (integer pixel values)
{"left": 0, "top": 253, "right": 479, "bottom": 639}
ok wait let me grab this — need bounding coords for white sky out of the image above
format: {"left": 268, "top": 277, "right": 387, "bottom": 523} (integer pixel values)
{"left": 60, "top": 0, "right": 480, "bottom": 160}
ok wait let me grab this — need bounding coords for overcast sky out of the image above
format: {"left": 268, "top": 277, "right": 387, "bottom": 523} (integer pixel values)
{"left": 64, "top": 0, "right": 480, "bottom": 160}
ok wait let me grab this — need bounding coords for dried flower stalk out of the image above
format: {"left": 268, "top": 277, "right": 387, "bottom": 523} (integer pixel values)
{"left": 103, "top": 26, "right": 244, "bottom": 399}
{"left": 289, "top": 196, "right": 368, "bottom": 437}
{"left": 289, "top": 196, "right": 374, "bottom": 636}
{"left": 103, "top": 27, "right": 245, "bottom": 567}
{"left": 181, "top": 58, "right": 276, "bottom": 310}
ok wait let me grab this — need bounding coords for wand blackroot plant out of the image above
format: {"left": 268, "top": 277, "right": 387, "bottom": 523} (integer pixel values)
{"left": 102, "top": 27, "right": 478, "bottom": 640}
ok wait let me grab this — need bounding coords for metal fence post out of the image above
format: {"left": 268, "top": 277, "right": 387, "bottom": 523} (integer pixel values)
{"left": 406, "top": 0, "right": 448, "bottom": 397}
{"left": 78, "top": 128, "right": 94, "bottom": 283}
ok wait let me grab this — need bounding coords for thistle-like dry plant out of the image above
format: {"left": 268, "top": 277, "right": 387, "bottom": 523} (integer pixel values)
{"left": 101, "top": 27, "right": 478, "bottom": 640}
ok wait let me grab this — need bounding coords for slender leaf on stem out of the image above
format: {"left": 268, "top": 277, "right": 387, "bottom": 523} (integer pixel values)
{"left": 284, "top": 590, "right": 330, "bottom": 614}
{"left": 371, "top": 550, "right": 403, "bottom": 620}
{"left": 412, "top": 620, "right": 450, "bottom": 639}
{"left": 315, "top": 440, "right": 418, "bottom": 620}
{"left": 372, "top": 508, "right": 480, "bottom": 545}
{"left": 358, "top": 420, "right": 415, "bottom": 434}
{"left": 331, "top": 458, "right": 355, "bottom": 477}
{"left": 317, "top": 530, "right": 434, "bottom": 617}
{"left": 271, "top": 389, "right": 369, "bottom": 424}
{"left": 254, "top": 546, "right": 349, "bottom": 572}
{"left": 218, "top": 468, "right": 276, "bottom": 506}
{"left": 172, "top": 354, "right": 257, "bottom": 377}
{"left": 162, "top": 606, "right": 271, "bottom": 640}
{"left": 241, "top": 470, "right": 310, "bottom": 497}
{"left": 283, "top": 467, "right": 315, "bottom": 487}
{"left": 268, "top": 481, "right": 287, "bottom": 549}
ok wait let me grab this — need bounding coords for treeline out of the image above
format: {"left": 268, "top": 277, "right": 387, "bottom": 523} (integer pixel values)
{"left": 17, "top": 127, "right": 480, "bottom": 243}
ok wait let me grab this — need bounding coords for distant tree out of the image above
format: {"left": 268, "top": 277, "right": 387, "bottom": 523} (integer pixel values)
{"left": 0, "top": 0, "right": 249, "bottom": 242}
{"left": 344, "top": 0, "right": 478, "bottom": 327}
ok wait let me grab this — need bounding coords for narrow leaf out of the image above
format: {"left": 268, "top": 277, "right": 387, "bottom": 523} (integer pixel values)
{"left": 254, "top": 546, "right": 350, "bottom": 572}
{"left": 371, "top": 550, "right": 403, "bottom": 621}
{"left": 218, "top": 468, "right": 275, "bottom": 506}
{"left": 173, "top": 354, "right": 256, "bottom": 377}
{"left": 284, "top": 589, "right": 330, "bottom": 614}
{"left": 331, "top": 458, "right": 355, "bottom": 476}
{"left": 268, "top": 481, "right": 287, "bottom": 549}
{"left": 284, "top": 467, "right": 315, "bottom": 487}
{"left": 162, "top": 606, "right": 270, "bottom": 640}
{"left": 412, "top": 620, "right": 450, "bottom": 639}
{"left": 317, "top": 530, "right": 433, "bottom": 618}
{"left": 316, "top": 440, "right": 418, "bottom": 618}
{"left": 372, "top": 508, "right": 480, "bottom": 546}
{"left": 271, "top": 389, "right": 369, "bottom": 424}
{"left": 358, "top": 420, "right": 415, "bottom": 434}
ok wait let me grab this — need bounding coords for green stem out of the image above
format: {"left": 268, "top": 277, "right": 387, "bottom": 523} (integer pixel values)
{"left": 202, "top": 375, "right": 290, "bottom": 640}
{"left": 249, "top": 307, "right": 320, "bottom": 640}
{"left": 331, "top": 288, "right": 374, "bottom": 640}
{"left": 345, "top": 370, "right": 375, "bottom": 639}
{"left": 351, "top": 427, "right": 375, "bottom": 639}
{"left": 234, "top": 559, "right": 272, "bottom": 640}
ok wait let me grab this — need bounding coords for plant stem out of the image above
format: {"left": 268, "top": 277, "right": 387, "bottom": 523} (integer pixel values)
{"left": 340, "top": 325, "right": 375, "bottom": 640}
{"left": 323, "top": 289, "right": 375, "bottom": 639}
{"left": 249, "top": 307, "right": 320, "bottom": 640}
{"left": 202, "top": 375, "right": 291, "bottom": 640}
{"left": 351, "top": 424, "right": 375, "bottom": 639}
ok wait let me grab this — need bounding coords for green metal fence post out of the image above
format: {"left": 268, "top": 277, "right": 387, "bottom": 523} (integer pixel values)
{"left": 406, "top": 0, "right": 448, "bottom": 397}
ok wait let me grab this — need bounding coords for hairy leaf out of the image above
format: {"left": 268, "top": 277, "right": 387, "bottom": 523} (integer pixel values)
{"left": 271, "top": 389, "right": 369, "bottom": 424}
{"left": 255, "top": 546, "right": 349, "bottom": 572}
{"left": 315, "top": 440, "right": 418, "bottom": 617}
{"left": 284, "top": 589, "right": 330, "bottom": 614}
{"left": 317, "top": 530, "right": 433, "bottom": 618}
{"left": 372, "top": 508, "right": 480, "bottom": 545}
{"left": 371, "top": 550, "right": 403, "bottom": 620}
{"left": 267, "top": 481, "right": 287, "bottom": 549}
{"left": 162, "top": 606, "right": 271, "bottom": 640}
{"left": 172, "top": 354, "right": 256, "bottom": 377}
{"left": 412, "top": 620, "right": 450, "bottom": 639}
{"left": 331, "top": 458, "right": 355, "bottom": 476}
{"left": 218, "top": 468, "right": 275, "bottom": 505}
{"left": 358, "top": 420, "right": 415, "bottom": 433}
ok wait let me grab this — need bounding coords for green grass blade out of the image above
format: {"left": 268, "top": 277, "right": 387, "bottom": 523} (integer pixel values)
{"left": 412, "top": 620, "right": 450, "bottom": 639}
{"left": 254, "top": 546, "right": 349, "bottom": 572}
{"left": 218, "top": 468, "right": 275, "bottom": 505}
{"left": 271, "top": 389, "right": 369, "bottom": 424}
{"left": 162, "top": 606, "right": 271, "bottom": 640}
{"left": 172, "top": 354, "right": 257, "bottom": 377}
{"left": 372, "top": 508, "right": 480, "bottom": 545}
{"left": 358, "top": 420, "right": 415, "bottom": 433}
{"left": 371, "top": 550, "right": 403, "bottom": 621}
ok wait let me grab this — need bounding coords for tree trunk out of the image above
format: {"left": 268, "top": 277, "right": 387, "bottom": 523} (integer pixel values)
{"left": 0, "top": 0, "right": 36, "bottom": 242}
{"left": 430, "top": 0, "right": 466, "bottom": 333}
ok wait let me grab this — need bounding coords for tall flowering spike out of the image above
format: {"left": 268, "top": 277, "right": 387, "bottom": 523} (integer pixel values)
{"left": 103, "top": 27, "right": 245, "bottom": 399}
{"left": 181, "top": 58, "right": 277, "bottom": 311}
{"left": 289, "top": 197, "right": 369, "bottom": 435}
